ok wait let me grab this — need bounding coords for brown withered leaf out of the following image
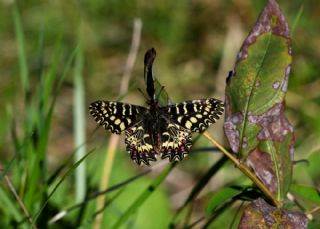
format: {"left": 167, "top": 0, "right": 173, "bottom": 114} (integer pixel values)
{"left": 239, "top": 198, "right": 308, "bottom": 229}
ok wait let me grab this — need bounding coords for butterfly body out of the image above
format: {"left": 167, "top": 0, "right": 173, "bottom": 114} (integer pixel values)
{"left": 89, "top": 48, "right": 224, "bottom": 165}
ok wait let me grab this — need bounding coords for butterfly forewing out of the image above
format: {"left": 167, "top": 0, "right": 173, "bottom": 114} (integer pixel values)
{"left": 89, "top": 101, "right": 147, "bottom": 134}
{"left": 161, "top": 98, "right": 224, "bottom": 133}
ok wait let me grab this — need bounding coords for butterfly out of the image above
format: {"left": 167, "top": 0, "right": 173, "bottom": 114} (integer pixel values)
{"left": 89, "top": 48, "right": 224, "bottom": 165}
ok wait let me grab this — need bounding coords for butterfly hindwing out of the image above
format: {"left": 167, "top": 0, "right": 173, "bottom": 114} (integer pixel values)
{"left": 89, "top": 101, "right": 147, "bottom": 134}
{"left": 160, "top": 122, "right": 192, "bottom": 162}
{"left": 161, "top": 98, "right": 224, "bottom": 133}
{"left": 125, "top": 123, "right": 157, "bottom": 165}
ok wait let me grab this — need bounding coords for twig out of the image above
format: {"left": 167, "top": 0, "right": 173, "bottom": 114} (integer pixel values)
{"left": 93, "top": 18, "right": 142, "bottom": 229}
{"left": 202, "top": 131, "right": 281, "bottom": 208}
{"left": 305, "top": 206, "right": 320, "bottom": 220}
{"left": 119, "top": 20, "right": 142, "bottom": 95}
{"left": 1, "top": 164, "right": 38, "bottom": 229}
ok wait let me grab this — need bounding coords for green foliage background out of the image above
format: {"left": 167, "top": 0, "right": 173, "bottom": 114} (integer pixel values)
{"left": 0, "top": 0, "right": 319, "bottom": 228}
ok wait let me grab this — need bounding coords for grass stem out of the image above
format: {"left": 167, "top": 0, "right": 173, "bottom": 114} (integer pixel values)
{"left": 73, "top": 25, "right": 86, "bottom": 202}
{"left": 93, "top": 18, "right": 142, "bottom": 229}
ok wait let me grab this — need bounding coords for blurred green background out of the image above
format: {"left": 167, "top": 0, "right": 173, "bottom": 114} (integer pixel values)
{"left": 0, "top": 0, "right": 319, "bottom": 228}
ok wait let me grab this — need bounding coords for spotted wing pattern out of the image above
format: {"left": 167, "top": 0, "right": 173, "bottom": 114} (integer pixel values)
{"left": 89, "top": 101, "right": 147, "bottom": 134}
{"left": 89, "top": 98, "right": 224, "bottom": 166}
{"left": 89, "top": 100, "right": 155, "bottom": 165}
{"left": 160, "top": 122, "right": 192, "bottom": 162}
{"left": 162, "top": 98, "right": 224, "bottom": 133}
{"left": 125, "top": 124, "right": 157, "bottom": 165}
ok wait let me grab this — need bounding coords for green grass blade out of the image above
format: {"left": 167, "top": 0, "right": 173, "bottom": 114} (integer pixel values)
{"left": 0, "top": 186, "right": 26, "bottom": 228}
{"left": 49, "top": 170, "right": 149, "bottom": 224}
{"left": 112, "top": 163, "right": 177, "bottom": 229}
{"left": 206, "top": 187, "right": 243, "bottom": 214}
{"left": 34, "top": 149, "right": 95, "bottom": 223}
{"left": 291, "top": 4, "right": 304, "bottom": 36}
{"left": 13, "top": 3, "right": 29, "bottom": 95}
{"left": 170, "top": 156, "right": 228, "bottom": 226}
{"left": 42, "top": 34, "right": 63, "bottom": 106}
{"left": 57, "top": 47, "right": 79, "bottom": 91}
{"left": 183, "top": 156, "right": 228, "bottom": 206}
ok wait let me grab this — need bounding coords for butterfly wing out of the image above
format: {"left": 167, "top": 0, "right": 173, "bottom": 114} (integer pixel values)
{"left": 161, "top": 98, "right": 224, "bottom": 133}
{"left": 158, "top": 98, "right": 224, "bottom": 161}
{"left": 89, "top": 100, "right": 157, "bottom": 165}
{"left": 125, "top": 123, "right": 157, "bottom": 165}
{"left": 89, "top": 101, "right": 147, "bottom": 134}
{"left": 159, "top": 121, "right": 192, "bottom": 162}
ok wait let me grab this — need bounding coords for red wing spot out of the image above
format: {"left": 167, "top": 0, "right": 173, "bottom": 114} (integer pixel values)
{"left": 175, "top": 148, "right": 179, "bottom": 152}
{"left": 180, "top": 146, "right": 185, "bottom": 150}
{"left": 161, "top": 147, "right": 165, "bottom": 152}
{"left": 181, "top": 139, "right": 186, "bottom": 144}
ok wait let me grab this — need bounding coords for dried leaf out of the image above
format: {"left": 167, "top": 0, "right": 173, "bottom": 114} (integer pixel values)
{"left": 239, "top": 198, "right": 308, "bottom": 229}
{"left": 224, "top": 0, "right": 293, "bottom": 201}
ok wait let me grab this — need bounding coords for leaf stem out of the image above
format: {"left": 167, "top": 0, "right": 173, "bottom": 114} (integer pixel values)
{"left": 202, "top": 131, "right": 281, "bottom": 208}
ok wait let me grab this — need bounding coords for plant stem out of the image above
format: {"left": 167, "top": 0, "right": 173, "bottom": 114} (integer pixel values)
{"left": 74, "top": 24, "right": 86, "bottom": 203}
{"left": 93, "top": 18, "right": 142, "bottom": 229}
{"left": 1, "top": 164, "right": 37, "bottom": 229}
{"left": 202, "top": 131, "right": 281, "bottom": 208}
